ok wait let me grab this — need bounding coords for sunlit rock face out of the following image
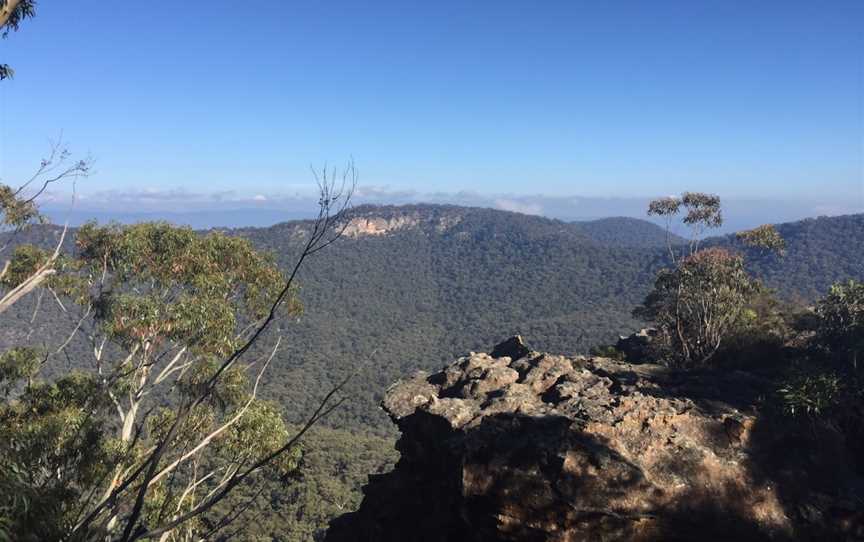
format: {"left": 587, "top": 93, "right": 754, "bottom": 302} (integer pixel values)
{"left": 342, "top": 216, "right": 421, "bottom": 237}
{"left": 326, "top": 337, "right": 863, "bottom": 542}
{"left": 340, "top": 208, "right": 463, "bottom": 238}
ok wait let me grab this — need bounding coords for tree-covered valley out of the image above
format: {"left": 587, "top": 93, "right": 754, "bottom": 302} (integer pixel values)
{"left": 2, "top": 1, "right": 862, "bottom": 540}
{"left": 238, "top": 205, "right": 864, "bottom": 432}
{"left": 2, "top": 204, "right": 862, "bottom": 540}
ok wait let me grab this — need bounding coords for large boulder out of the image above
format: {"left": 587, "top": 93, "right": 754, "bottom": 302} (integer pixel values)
{"left": 326, "top": 338, "right": 863, "bottom": 541}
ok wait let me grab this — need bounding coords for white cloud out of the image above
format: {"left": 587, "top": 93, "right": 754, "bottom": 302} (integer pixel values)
{"left": 493, "top": 198, "right": 543, "bottom": 216}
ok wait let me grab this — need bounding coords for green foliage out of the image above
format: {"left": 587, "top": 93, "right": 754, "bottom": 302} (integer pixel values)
{"left": 76, "top": 222, "right": 292, "bottom": 356}
{"left": 0, "top": 220, "right": 310, "bottom": 540}
{"left": 721, "top": 214, "right": 864, "bottom": 300}
{"left": 708, "top": 290, "right": 809, "bottom": 371}
{"left": 0, "top": 372, "right": 118, "bottom": 541}
{"left": 179, "top": 360, "right": 249, "bottom": 408}
{"left": 0, "top": 244, "right": 48, "bottom": 288}
{"left": 777, "top": 371, "right": 843, "bottom": 417}
{"left": 774, "top": 280, "right": 864, "bottom": 465}
{"left": 77, "top": 222, "right": 287, "bottom": 313}
{"left": 570, "top": 217, "right": 686, "bottom": 247}
{"left": 680, "top": 192, "right": 723, "bottom": 230}
{"left": 638, "top": 195, "right": 796, "bottom": 368}
{"left": 737, "top": 224, "right": 786, "bottom": 255}
{"left": 0, "top": 346, "right": 39, "bottom": 395}
{"left": 0, "top": 185, "right": 43, "bottom": 229}
{"left": 647, "top": 196, "right": 682, "bottom": 218}
{"left": 1, "top": 0, "right": 38, "bottom": 80}
{"left": 3, "top": 209, "right": 860, "bottom": 428}
{"left": 223, "top": 400, "right": 300, "bottom": 476}
{"left": 0, "top": 206, "right": 861, "bottom": 540}
{"left": 647, "top": 191, "right": 723, "bottom": 255}
{"left": 636, "top": 248, "right": 761, "bottom": 366}
{"left": 814, "top": 279, "right": 864, "bottom": 366}
{"left": 206, "top": 425, "right": 397, "bottom": 542}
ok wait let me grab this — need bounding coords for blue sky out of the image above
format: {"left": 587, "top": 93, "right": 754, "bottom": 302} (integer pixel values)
{"left": 0, "top": 1, "right": 862, "bottom": 225}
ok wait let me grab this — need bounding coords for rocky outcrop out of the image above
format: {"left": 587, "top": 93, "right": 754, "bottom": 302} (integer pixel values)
{"left": 341, "top": 207, "right": 464, "bottom": 238}
{"left": 343, "top": 215, "right": 423, "bottom": 237}
{"left": 616, "top": 327, "right": 660, "bottom": 363}
{"left": 327, "top": 337, "right": 863, "bottom": 541}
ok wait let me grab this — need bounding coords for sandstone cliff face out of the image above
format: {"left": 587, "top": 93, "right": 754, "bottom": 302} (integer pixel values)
{"left": 341, "top": 211, "right": 463, "bottom": 238}
{"left": 342, "top": 215, "right": 422, "bottom": 237}
{"left": 326, "top": 337, "right": 863, "bottom": 542}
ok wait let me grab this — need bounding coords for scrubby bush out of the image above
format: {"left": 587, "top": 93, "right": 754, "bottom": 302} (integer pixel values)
{"left": 707, "top": 291, "right": 816, "bottom": 372}
{"left": 778, "top": 372, "right": 844, "bottom": 417}
{"left": 635, "top": 247, "right": 761, "bottom": 366}
{"left": 637, "top": 193, "right": 787, "bottom": 368}
{"left": 775, "top": 280, "right": 864, "bottom": 464}
{"left": 736, "top": 224, "right": 786, "bottom": 255}
{"left": 778, "top": 280, "right": 864, "bottom": 420}
{"left": 814, "top": 280, "right": 864, "bottom": 369}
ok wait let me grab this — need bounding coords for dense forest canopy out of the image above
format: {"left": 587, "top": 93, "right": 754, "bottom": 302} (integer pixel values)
{"left": 2, "top": 1, "right": 860, "bottom": 539}
{"left": 3, "top": 206, "right": 862, "bottom": 432}
{"left": 1, "top": 204, "right": 862, "bottom": 539}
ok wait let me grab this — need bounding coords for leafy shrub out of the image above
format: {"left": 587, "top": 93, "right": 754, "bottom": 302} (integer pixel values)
{"left": 814, "top": 280, "right": 864, "bottom": 368}
{"left": 635, "top": 248, "right": 760, "bottom": 367}
{"left": 775, "top": 281, "right": 864, "bottom": 465}
{"left": 710, "top": 292, "right": 810, "bottom": 370}
{"left": 637, "top": 193, "right": 786, "bottom": 368}
{"left": 736, "top": 224, "right": 786, "bottom": 255}
{"left": 777, "top": 372, "right": 843, "bottom": 417}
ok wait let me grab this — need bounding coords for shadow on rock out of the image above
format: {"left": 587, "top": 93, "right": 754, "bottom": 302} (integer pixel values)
{"left": 325, "top": 337, "right": 864, "bottom": 541}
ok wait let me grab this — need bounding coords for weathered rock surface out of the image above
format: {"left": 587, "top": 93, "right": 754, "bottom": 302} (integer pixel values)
{"left": 326, "top": 337, "right": 864, "bottom": 541}
{"left": 341, "top": 208, "right": 463, "bottom": 238}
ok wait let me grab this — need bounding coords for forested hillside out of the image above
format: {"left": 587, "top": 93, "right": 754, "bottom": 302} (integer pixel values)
{"left": 236, "top": 207, "right": 864, "bottom": 432}
{"left": 570, "top": 215, "right": 685, "bottom": 247}
{"left": 3, "top": 207, "right": 863, "bottom": 433}
{"left": 1, "top": 206, "right": 862, "bottom": 540}
{"left": 238, "top": 205, "right": 665, "bottom": 431}
{"left": 728, "top": 213, "right": 864, "bottom": 299}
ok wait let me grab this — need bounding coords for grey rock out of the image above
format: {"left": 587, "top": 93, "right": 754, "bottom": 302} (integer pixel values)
{"left": 327, "top": 338, "right": 863, "bottom": 542}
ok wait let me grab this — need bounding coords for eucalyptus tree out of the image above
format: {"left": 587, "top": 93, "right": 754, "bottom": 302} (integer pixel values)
{"left": 0, "top": 141, "right": 91, "bottom": 313}
{"left": 0, "top": 163, "right": 357, "bottom": 541}
{"left": 635, "top": 246, "right": 760, "bottom": 366}
{"left": 646, "top": 191, "right": 722, "bottom": 262}
{"left": 637, "top": 193, "right": 784, "bottom": 366}
{"left": 736, "top": 224, "right": 786, "bottom": 256}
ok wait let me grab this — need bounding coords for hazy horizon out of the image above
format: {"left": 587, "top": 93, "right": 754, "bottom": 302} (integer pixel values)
{"left": 3, "top": 1, "right": 862, "bottom": 215}
{"left": 40, "top": 191, "right": 861, "bottom": 233}
{"left": 1, "top": 3, "right": 863, "bottom": 540}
